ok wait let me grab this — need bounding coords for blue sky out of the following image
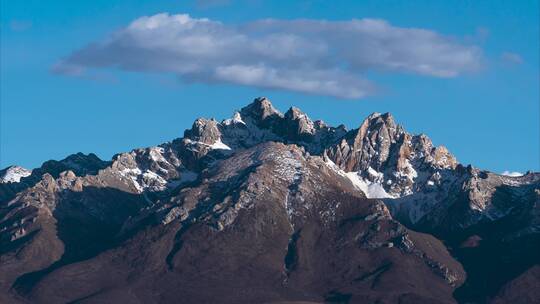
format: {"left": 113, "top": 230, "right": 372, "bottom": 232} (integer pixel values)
{"left": 1, "top": 0, "right": 539, "bottom": 174}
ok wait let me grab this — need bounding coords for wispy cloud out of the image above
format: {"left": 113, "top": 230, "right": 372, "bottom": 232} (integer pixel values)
{"left": 500, "top": 52, "right": 523, "bottom": 65}
{"left": 53, "top": 13, "right": 483, "bottom": 99}
{"left": 501, "top": 171, "right": 523, "bottom": 177}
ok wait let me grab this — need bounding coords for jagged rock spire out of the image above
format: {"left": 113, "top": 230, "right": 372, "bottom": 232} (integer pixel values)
{"left": 240, "top": 97, "right": 282, "bottom": 120}
{"left": 325, "top": 112, "right": 403, "bottom": 172}
{"left": 282, "top": 106, "right": 316, "bottom": 141}
{"left": 184, "top": 118, "right": 222, "bottom": 145}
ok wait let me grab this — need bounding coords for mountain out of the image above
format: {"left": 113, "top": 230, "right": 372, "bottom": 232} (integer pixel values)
{"left": 0, "top": 97, "right": 538, "bottom": 304}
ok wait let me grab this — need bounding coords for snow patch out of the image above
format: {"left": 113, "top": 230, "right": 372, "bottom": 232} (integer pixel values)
{"left": 0, "top": 166, "right": 32, "bottom": 183}
{"left": 149, "top": 147, "right": 166, "bottom": 162}
{"left": 368, "top": 166, "right": 383, "bottom": 178}
{"left": 120, "top": 167, "right": 142, "bottom": 176}
{"left": 324, "top": 159, "right": 393, "bottom": 199}
{"left": 185, "top": 138, "right": 232, "bottom": 151}
{"left": 223, "top": 111, "right": 246, "bottom": 125}
{"left": 210, "top": 139, "right": 232, "bottom": 150}
{"left": 119, "top": 167, "right": 143, "bottom": 192}
{"left": 345, "top": 172, "right": 394, "bottom": 199}
{"left": 143, "top": 170, "right": 167, "bottom": 183}
{"left": 501, "top": 171, "right": 523, "bottom": 177}
{"left": 273, "top": 151, "right": 303, "bottom": 183}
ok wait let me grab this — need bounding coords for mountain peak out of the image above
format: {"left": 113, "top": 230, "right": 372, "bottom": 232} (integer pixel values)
{"left": 0, "top": 165, "right": 32, "bottom": 183}
{"left": 281, "top": 106, "right": 317, "bottom": 141}
{"left": 284, "top": 106, "right": 311, "bottom": 122}
{"left": 184, "top": 118, "right": 222, "bottom": 145}
{"left": 240, "top": 97, "right": 282, "bottom": 122}
{"left": 363, "top": 112, "right": 397, "bottom": 129}
{"left": 35, "top": 152, "right": 109, "bottom": 179}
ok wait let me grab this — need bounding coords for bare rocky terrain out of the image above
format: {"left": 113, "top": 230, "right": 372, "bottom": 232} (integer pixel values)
{"left": 1, "top": 97, "right": 538, "bottom": 304}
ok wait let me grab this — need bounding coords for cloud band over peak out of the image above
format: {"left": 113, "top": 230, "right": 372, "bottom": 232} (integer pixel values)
{"left": 53, "top": 13, "right": 482, "bottom": 99}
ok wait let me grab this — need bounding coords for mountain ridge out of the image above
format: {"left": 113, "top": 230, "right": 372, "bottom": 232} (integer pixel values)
{"left": 1, "top": 97, "right": 538, "bottom": 304}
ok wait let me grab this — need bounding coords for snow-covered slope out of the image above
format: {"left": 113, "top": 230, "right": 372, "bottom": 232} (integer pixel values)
{"left": 0, "top": 166, "right": 31, "bottom": 183}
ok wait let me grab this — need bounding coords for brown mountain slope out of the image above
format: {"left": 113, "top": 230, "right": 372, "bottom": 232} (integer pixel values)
{"left": 2, "top": 143, "right": 464, "bottom": 304}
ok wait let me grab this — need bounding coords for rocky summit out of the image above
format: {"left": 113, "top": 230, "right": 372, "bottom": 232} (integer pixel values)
{"left": 1, "top": 97, "right": 538, "bottom": 304}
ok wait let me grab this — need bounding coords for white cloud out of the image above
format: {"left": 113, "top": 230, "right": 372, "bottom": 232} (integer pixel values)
{"left": 501, "top": 52, "right": 523, "bottom": 65}
{"left": 53, "top": 13, "right": 483, "bottom": 99}
{"left": 501, "top": 171, "right": 523, "bottom": 177}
